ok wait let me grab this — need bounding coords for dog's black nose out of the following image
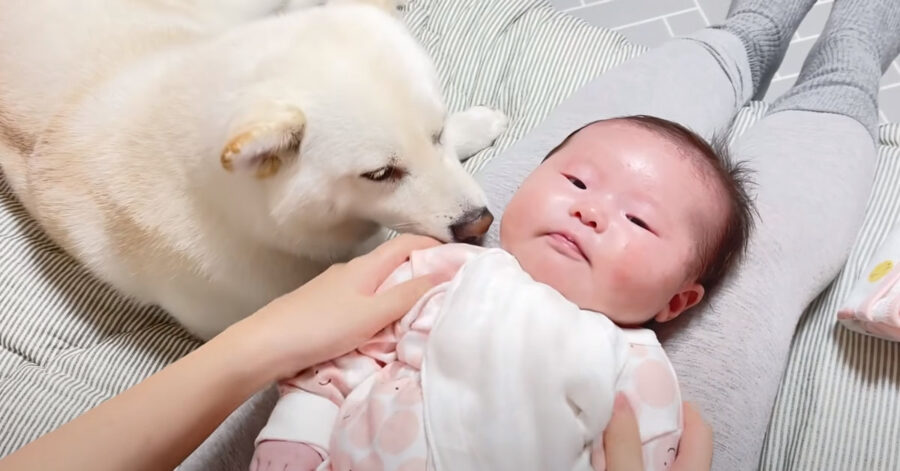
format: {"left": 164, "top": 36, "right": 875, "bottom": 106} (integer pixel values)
{"left": 450, "top": 207, "right": 494, "bottom": 244}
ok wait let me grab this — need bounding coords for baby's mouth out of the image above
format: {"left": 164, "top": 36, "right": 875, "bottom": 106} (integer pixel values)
{"left": 544, "top": 232, "right": 588, "bottom": 263}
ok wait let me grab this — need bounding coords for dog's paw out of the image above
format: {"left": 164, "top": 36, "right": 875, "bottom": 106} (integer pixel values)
{"left": 444, "top": 106, "right": 509, "bottom": 161}
{"left": 468, "top": 106, "right": 509, "bottom": 142}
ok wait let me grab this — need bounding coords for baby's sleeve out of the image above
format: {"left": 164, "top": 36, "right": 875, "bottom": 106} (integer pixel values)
{"left": 255, "top": 352, "right": 387, "bottom": 450}
{"left": 608, "top": 340, "right": 683, "bottom": 471}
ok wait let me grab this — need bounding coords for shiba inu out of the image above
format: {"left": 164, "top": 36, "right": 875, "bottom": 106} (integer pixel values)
{"left": 0, "top": 0, "right": 506, "bottom": 338}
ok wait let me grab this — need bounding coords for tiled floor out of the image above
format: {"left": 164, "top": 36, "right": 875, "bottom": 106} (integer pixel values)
{"left": 548, "top": 0, "right": 900, "bottom": 123}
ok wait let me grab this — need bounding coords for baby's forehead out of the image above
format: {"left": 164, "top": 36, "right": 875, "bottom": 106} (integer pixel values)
{"left": 558, "top": 118, "right": 728, "bottom": 220}
{"left": 551, "top": 119, "right": 708, "bottom": 174}
{"left": 593, "top": 119, "right": 695, "bottom": 149}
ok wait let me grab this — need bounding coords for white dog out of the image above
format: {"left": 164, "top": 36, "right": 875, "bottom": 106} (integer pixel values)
{"left": 0, "top": 0, "right": 507, "bottom": 339}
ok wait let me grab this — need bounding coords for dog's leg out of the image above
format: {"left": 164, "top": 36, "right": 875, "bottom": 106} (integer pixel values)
{"left": 442, "top": 106, "right": 509, "bottom": 161}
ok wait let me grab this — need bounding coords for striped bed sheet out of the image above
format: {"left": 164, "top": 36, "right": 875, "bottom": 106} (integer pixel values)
{"left": 1, "top": 0, "right": 898, "bottom": 469}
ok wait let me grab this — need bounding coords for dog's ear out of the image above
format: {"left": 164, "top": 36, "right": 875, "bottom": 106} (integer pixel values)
{"left": 220, "top": 106, "right": 306, "bottom": 179}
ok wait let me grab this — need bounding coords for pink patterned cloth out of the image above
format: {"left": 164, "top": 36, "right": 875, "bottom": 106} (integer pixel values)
{"left": 838, "top": 224, "right": 900, "bottom": 341}
{"left": 255, "top": 244, "right": 682, "bottom": 471}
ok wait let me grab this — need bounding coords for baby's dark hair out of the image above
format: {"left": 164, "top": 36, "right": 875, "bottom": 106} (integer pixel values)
{"left": 543, "top": 115, "right": 755, "bottom": 294}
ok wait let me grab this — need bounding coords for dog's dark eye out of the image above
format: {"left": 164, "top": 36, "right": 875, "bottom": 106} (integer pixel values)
{"left": 362, "top": 166, "right": 405, "bottom": 182}
{"left": 566, "top": 175, "right": 586, "bottom": 190}
{"left": 431, "top": 130, "right": 442, "bottom": 145}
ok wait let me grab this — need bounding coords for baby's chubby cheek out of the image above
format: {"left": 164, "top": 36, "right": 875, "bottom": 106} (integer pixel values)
{"left": 604, "top": 253, "right": 648, "bottom": 294}
{"left": 593, "top": 258, "right": 673, "bottom": 323}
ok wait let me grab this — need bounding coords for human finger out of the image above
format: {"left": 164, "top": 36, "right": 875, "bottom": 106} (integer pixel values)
{"left": 672, "top": 402, "right": 713, "bottom": 471}
{"left": 369, "top": 274, "right": 441, "bottom": 325}
{"left": 354, "top": 234, "right": 441, "bottom": 291}
{"left": 603, "top": 393, "right": 644, "bottom": 471}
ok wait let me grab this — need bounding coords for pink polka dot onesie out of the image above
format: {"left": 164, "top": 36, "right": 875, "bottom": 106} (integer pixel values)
{"left": 255, "top": 244, "right": 683, "bottom": 471}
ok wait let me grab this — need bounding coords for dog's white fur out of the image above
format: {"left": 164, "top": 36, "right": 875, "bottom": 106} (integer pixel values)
{"left": 0, "top": 0, "right": 507, "bottom": 339}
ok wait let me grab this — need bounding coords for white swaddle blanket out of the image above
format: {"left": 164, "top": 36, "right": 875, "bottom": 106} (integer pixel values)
{"left": 255, "top": 246, "right": 681, "bottom": 471}
{"left": 422, "top": 249, "right": 682, "bottom": 471}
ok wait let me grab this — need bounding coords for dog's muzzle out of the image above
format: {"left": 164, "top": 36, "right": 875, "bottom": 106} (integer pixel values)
{"left": 450, "top": 207, "right": 493, "bottom": 244}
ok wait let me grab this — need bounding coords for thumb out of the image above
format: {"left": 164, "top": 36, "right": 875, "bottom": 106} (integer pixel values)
{"left": 671, "top": 402, "right": 713, "bottom": 471}
{"left": 603, "top": 393, "right": 644, "bottom": 471}
{"left": 369, "top": 274, "right": 440, "bottom": 323}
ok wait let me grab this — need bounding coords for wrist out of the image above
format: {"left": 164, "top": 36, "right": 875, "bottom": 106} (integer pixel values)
{"left": 212, "top": 309, "right": 315, "bottom": 385}
{"left": 206, "top": 319, "right": 287, "bottom": 389}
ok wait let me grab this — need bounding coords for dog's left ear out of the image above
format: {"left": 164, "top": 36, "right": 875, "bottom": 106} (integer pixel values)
{"left": 220, "top": 105, "right": 306, "bottom": 179}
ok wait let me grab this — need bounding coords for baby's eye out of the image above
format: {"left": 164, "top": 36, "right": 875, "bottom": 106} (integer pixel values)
{"left": 566, "top": 175, "right": 586, "bottom": 190}
{"left": 627, "top": 215, "right": 652, "bottom": 232}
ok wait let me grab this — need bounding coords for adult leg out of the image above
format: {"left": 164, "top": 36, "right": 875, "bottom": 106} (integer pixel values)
{"left": 477, "top": 0, "right": 817, "bottom": 246}
{"left": 657, "top": 0, "right": 900, "bottom": 468}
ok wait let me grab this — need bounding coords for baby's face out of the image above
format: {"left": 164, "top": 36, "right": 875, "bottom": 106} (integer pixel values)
{"left": 500, "top": 120, "right": 726, "bottom": 325}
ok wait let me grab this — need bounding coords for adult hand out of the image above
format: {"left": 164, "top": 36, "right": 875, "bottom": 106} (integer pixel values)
{"left": 230, "top": 233, "right": 443, "bottom": 381}
{"left": 603, "top": 397, "right": 713, "bottom": 471}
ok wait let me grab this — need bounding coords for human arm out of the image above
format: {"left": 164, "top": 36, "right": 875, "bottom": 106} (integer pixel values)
{"left": 0, "top": 234, "right": 442, "bottom": 471}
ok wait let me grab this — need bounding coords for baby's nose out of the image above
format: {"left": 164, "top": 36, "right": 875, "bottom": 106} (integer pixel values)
{"left": 574, "top": 206, "right": 608, "bottom": 232}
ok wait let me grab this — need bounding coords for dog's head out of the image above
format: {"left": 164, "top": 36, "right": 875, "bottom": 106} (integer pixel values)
{"left": 215, "top": 13, "right": 493, "bottom": 260}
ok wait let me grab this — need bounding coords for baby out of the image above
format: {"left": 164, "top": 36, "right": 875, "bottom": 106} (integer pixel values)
{"left": 250, "top": 115, "right": 753, "bottom": 471}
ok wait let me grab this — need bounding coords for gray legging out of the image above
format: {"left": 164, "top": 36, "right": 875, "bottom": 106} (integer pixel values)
{"left": 476, "top": 28, "right": 876, "bottom": 470}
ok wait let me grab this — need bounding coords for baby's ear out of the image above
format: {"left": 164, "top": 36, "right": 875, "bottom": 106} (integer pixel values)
{"left": 655, "top": 283, "right": 704, "bottom": 323}
{"left": 220, "top": 104, "right": 306, "bottom": 179}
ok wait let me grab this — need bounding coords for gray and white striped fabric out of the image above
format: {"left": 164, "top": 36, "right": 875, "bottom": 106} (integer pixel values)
{"left": 0, "top": 173, "right": 201, "bottom": 455}
{"left": 1, "top": 0, "right": 898, "bottom": 469}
